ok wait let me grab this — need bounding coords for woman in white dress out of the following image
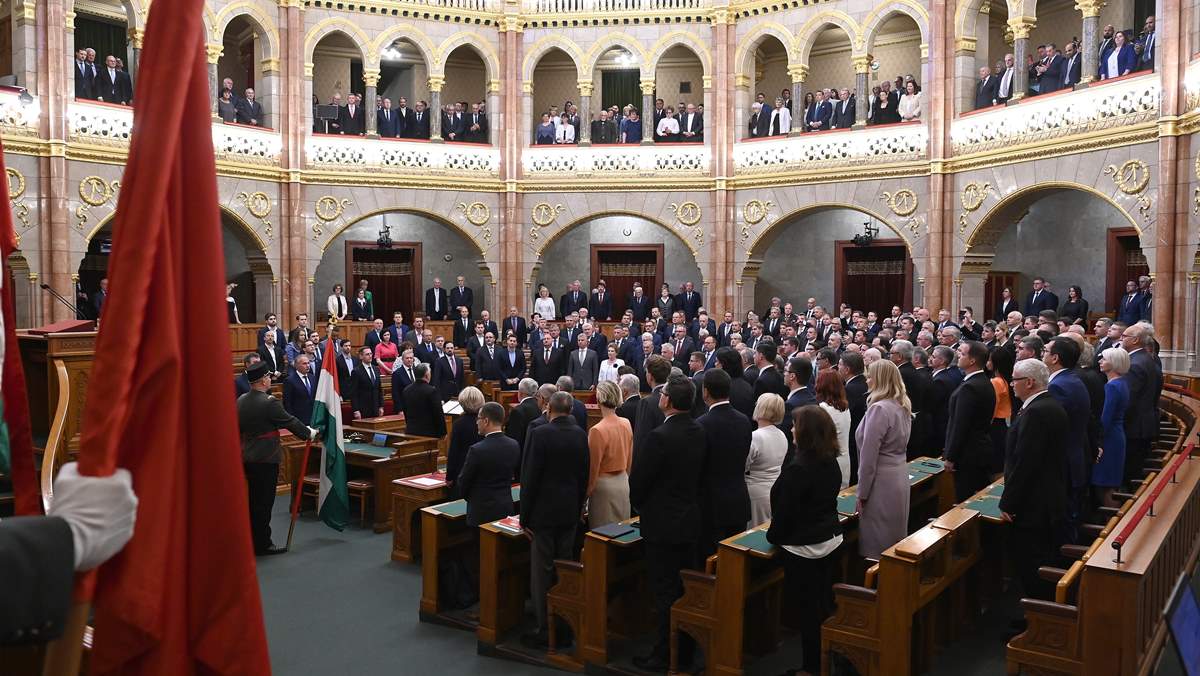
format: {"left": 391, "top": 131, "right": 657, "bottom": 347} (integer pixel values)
{"left": 326, "top": 283, "right": 348, "bottom": 322}
{"left": 815, "top": 370, "right": 852, "bottom": 488}
{"left": 898, "top": 80, "right": 922, "bottom": 122}
{"left": 745, "top": 393, "right": 789, "bottom": 527}
{"left": 598, "top": 344, "right": 624, "bottom": 383}
{"left": 533, "top": 284, "right": 556, "bottom": 320}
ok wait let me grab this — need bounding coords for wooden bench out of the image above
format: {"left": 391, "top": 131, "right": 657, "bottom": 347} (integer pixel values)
{"left": 390, "top": 473, "right": 450, "bottom": 563}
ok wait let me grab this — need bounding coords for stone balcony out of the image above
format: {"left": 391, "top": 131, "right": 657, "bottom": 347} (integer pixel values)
{"left": 522, "top": 142, "right": 709, "bottom": 178}
{"left": 733, "top": 122, "right": 928, "bottom": 177}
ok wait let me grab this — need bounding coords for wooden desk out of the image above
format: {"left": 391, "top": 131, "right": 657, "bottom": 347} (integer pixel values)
{"left": 355, "top": 413, "right": 455, "bottom": 462}
{"left": 477, "top": 520, "right": 532, "bottom": 649}
{"left": 390, "top": 474, "right": 449, "bottom": 563}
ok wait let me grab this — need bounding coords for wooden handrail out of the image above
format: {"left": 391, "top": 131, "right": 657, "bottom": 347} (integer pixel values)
{"left": 39, "top": 358, "right": 71, "bottom": 511}
{"left": 1111, "top": 444, "right": 1193, "bottom": 562}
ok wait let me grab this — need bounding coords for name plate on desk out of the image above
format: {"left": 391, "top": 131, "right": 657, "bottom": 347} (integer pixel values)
{"left": 395, "top": 473, "right": 448, "bottom": 489}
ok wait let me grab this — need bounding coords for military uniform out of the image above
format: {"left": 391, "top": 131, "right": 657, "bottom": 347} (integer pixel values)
{"left": 237, "top": 387, "right": 312, "bottom": 554}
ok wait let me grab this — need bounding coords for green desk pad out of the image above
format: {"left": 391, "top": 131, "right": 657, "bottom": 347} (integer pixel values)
{"left": 592, "top": 520, "right": 643, "bottom": 544}
{"left": 909, "top": 458, "right": 946, "bottom": 474}
{"left": 729, "top": 528, "right": 775, "bottom": 555}
{"left": 963, "top": 482, "right": 1004, "bottom": 520}
{"left": 429, "top": 485, "right": 521, "bottom": 518}
{"left": 344, "top": 442, "right": 393, "bottom": 458}
{"left": 837, "top": 493, "right": 859, "bottom": 517}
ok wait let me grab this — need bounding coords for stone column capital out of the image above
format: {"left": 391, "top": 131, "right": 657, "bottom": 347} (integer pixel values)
{"left": 488, "top": 79, "right": 502, "bottom": 93}
{"left": 522, "top": 80, "right": 534, "bottom": 94}
{"left": 499, "top": 15, "right": 526, "bottom": 32}
{"left": 851, "top": 56, "right": 871, "bottom": 75}
{"left": 1007, "top": 16, "right": 1037, "bottom": 40}
{"left": 127, "top": 27, "right": 145, "bottom": 49}
{"left": 1074, "top": 0, "right": 1106, "bottom": 17}
{"left": 787, "top": 64, "right": 809, "bottom": 82}
{"left": 206, "top": 43, "right": 223, "bottom": 65}
{"left": 711, "top": 8, "right": 733, "bottom": 25}
{"left": 363, "top": 68, "right": 381, "bottom": 87}
{"left": 428, "top": 75, "right": 445, "bottom": 92}
{"left": 577, "top": 79, "right": 594, "bottom": 97}
{"left": 734, "top": 74, "right": 751, "bottom": 90}
{"left": 639, "top": 80, "right": 656, "bottom": 95}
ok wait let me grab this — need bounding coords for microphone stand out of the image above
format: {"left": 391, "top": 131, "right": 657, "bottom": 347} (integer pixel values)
{"left": 40, "top": 283, "right": 85, "bottom": 319}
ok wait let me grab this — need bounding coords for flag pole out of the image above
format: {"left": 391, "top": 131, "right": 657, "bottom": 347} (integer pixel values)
{"left": 286, "top": 439, "right": 315, "bottom": 551}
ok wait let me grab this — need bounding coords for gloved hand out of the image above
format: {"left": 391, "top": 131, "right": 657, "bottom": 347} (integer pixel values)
{"left": 308, "top": 426, "right": 321, "bottom": 441}
{"left": 48, "top": 463, "right": 138, "bottom": 571}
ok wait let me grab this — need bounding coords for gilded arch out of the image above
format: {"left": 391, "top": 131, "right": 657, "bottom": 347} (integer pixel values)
{"left": 435, "top": 31, "right": 501, "bottom": 82}
{"left": 85, "top": 206, "right": 271, "bottom": 253}
{"left": 66, "top": 0, "right": 143, "bottom": 31}
{"left": 370, "top": 24, "right": 439, "bottom": 72}
{"left": 582, "top": 33, "right": 650, "bottom": 77}
{"left": 318, "top": 207, "right": 490, "bottom": 257}
{"left": 214, "top": 1, "right": 281, "bottom": 62}
{"left": 534, "top": 210, "right": 703, "bottom": 258}
{"left": 734, "top": 22, "right": 796, "bottom": 80}
{"left": 646, "top": 30, "right": 713, "bottom": 78}
{"left": 795, "top": 11, "right": 864, "bottom": 64}
{"left": 861, "top": 0, "right": 931, "bottom": 55}
{"left": 743, "top": 202, "right": 917, "bottom": 265}
{"left": 521, "top": 35, "right": 587, "bottom": 82}
{"left": 303, "top": 18, "right": 371, "bottom": 68}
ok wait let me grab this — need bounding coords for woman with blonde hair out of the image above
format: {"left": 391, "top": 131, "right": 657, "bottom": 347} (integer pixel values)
{"left": 445, "top": 386, "right": 485, "bottom": 498}
{"left": 586, "top": 380, "right": 633, "bottom": 526}
{"left": 855, "top": 359, "right": 912, "bottom": 559}
{"left": 1094, "top": 347, "right": 1130, "bottom": 507}
{"left": 745, "top": 392, "right": 788, "bottom": 526}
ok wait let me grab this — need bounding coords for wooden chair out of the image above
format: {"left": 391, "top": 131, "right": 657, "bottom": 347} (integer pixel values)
{"left": 347, "top": 478, "right": 374, "bottom": 527}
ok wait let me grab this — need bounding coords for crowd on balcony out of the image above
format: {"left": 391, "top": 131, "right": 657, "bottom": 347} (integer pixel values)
{"left": 533, "top": 98, "right": 703, "bottom": 145}
{"left": 72, "top": 48, "right": 132, "bottom": 106}
{"left": 747, "top": 75, "right": 921, "bottom": 139}
{"left": 310, "top": 93, "right": 489, "bottom": 143}
{"left": 217, "top": 78, "right": 266, "bottom": 127}
{"left": 973, "top": 16, "right": 1156, "bottom": 110}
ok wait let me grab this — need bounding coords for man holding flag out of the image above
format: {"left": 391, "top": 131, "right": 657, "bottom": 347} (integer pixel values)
{"left": 310, "top": 329, "right": 350, "bottom": 531}
{"left": 238, "top": 360, "right": 318, "bottom": 555}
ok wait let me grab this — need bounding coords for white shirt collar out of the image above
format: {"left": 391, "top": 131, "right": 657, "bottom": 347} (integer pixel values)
{"left": 1020, "top": 390, "right": 1048, "bottom": 410}
{"left": 1048, "top": 368, "right": 1066, "bottom": 383}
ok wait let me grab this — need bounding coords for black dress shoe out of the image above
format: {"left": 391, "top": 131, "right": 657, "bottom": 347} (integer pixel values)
{"left": 632, "top": 653, "right": 670, "bottom": 672}
{"left": 256, "top": 545, "right": 288, "bottom": 556}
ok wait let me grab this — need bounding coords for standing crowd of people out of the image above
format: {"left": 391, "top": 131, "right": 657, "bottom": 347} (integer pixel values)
{"left": 747, "top": 74, "right": 923, "bottom": 139}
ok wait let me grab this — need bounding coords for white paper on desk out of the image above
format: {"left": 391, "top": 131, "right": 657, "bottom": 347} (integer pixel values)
{"left": 442, "top": 400, "right": 463, "bottom": 415}
{"left": 408, "top": 477, "right": 444, "bottom": 487}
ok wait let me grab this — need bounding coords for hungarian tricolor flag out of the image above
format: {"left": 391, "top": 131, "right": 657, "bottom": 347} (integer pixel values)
{"left": 66, "top": 0, "right": 271, "bottom": 671}
{"left": 312, "top": 336, "right": 349, "bottom": 531}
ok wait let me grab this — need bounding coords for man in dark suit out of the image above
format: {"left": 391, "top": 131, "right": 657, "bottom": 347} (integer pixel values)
{"left": 449, "top": 276, "right": 473, "bottom": 318}
{"left": 363, "top": 318, "right": 387, "bottom": 351}
{"left": 927, "top": 345, "right": 963, "bottom": 457}
{"left": 666, "top": 325, "right": 694, "bottom": 371}
{"left": 588, "top": 283, "right": 613, "bottom": 321}
{"left": 504, "top": 378, "right": 542, "bottom": 455}
{"left": 831, "top": 88, "right": 856, "bottom": 128}
{"left": 1044, "top": 337, "right": 1091, "bottom": 541}
{"left": 975, "top": 66, "right": 999, "bottom": 109}
{"left": 781, "top": 356, "right": 817, "bottom": 456}
{"left": 423, "top": 278, "right": 449, "bottom": 320}
{"left": 629, "top": 375, "right": 707, "bottom": 671}
{"left": 590, "top": 110, "right": 619, "bottom": 144}
{"left": 408, "top": 101, "right": 431, "bottom": 139}
{"left": 433, "top": 342, "right": 465, "bottom": 399}
{"left": 806, "top": 90, "right": 833, "bottom": 131}
{"left": 616, "top": 373, "right": 642, "bottom": 423}
{"left": 520, "top": 392, "right": 590, "bottom": 649}
{"left": 675, "top": 282, "right": 701, "bottom": 322}
{"left": 1061, "top": 41, "right": 1083, "bottom": 89}
{"left": 996, "top": 53, "right": 1016, "bottom": 103}
{"left": 1000, "top": 358, "right": 1067, "bottom": 603}
{"left": 463, "top": 102, "right": 489, "bottom": 143}
{"left": 95, "top": 55, "right": 132, "bottom": 105}
{"left": 690, "top": 312, "right": 717, "bottom": 342}
{"left": 678, "top": 104, "right": 703, "bottom": 142}
{"left": 257, "top": 331, "right": 287, "bottom": 381}
{"left": 459, "top": 402, "right": 520, "bottom": 527}
{"left": 1038, "top": 44, "right": 1065, "bottom": 94}
{"left": 633, "top": 355, "right": 672, "bottom": 454}
{"left": 1121, "top": 323, "right": 1163, "bottom": 486}
{"left": 498, "top": 336, "right": 526, "bottom": 391}
{"left": 349, "top": 347, "right": 384, "bottom": 419}
{"left": 452, "top": 309, "right": 475, "bottom": 348}
{"left": 282, "top": 353, "right": 319, "bottom": 424}
{"left": 477, "top": 310, "right": 500, "bottom": 344}
{"left": 402, "top": 363, "right": 446, "bottom": 438}
{"left": 235, "top": 89, "right": 265, "bottom": 126}
{"left": 257, "top": 312, "right": 287, "bottom": 347}
{"left": 567, "top": 333, "right": 599, "bottom": 390}
{"left": 839, "top": 352, "right": 868, "bottom": 483}
{"left": 893, "top": 342, "right": 930, "bottom": 459}
{"left": 73, "top": 49, "right": 95, "bottom": 100}
{"left": 235, "top": 353, "right": 260, "bottom": 399}
{"left": 441, "top": 103, "right": 465, "bottom": 142}
{"left": 335, "top": 340, "right": 357, "bottom": 392}
{"left": 753, "top": 342, "right": 787, "bottom": 400}
{"left": 1024, "top": 277, "right": 1058, "bottom": 317}
{"left": 696, "top": 370, "right": 752, "bottom": 557}
{"left": 559, "top": 281, "right": 588, "bottom": 317}
{"left": 763, "top": 307, "right": 784, "bottom": 339}
{"left": 628, "top": 284, "right": 651, "bottom": 322}
{"left": 474, "top": 332, "right": 502, "bottom": 383}
{"left": 530, "top": 333, "right": 565, "bottom": 385}
{"left": 1117, "top": 280, "right": 1144, "bottom": 326}
{"left": 390, "top": 350, "right": 418, "bottom": 413}
{"left": 502, "top": 307, "right": 528, "bottom": 347}
{"left": 377, "top": 98, "right": 400, "bottom": 138}
{"left": 338, "top": 93, "right": 366, "bottom": 135}
{"left": 942, "top": 341, "right": 997, "bottom": 500}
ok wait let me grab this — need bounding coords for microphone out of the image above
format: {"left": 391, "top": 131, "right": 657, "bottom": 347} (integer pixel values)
{"left": 40, "top": 283, "right": 84, "bottom": 318}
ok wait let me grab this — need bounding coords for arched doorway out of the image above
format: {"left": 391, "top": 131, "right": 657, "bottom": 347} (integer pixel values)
{"left": 534, "top": 215, "right": 704, "bottom": 320}
{"left": 960, "top": 185, "right": 1145, "bottom": 322}
{"left": 653, "top": 44, "right": 705, "bottom": 141}
{"left": 530, "top": 47, "right": 580, "bottom": 142}
{"left": 377, "top": 36, "right": 431, "bottom": 135}
{"left": 314, "top": 211, "right": 490, "bottom": 322}
{"left": 80, "top": 210, "right": 272, "bottom": 322}
{"left": 440, "top": 44, "right": 489, "bottom": 143}
{"left": 749, "top": 207, "right": 915, "bottom": 316}
{"left": 863, "top": 14, "right": 924, "bottom": 98}
{"left": 749, "top": 34, "right": 790, "bottom": 131}
{"left": 218, "top": 13, "right": 276, "bottom": 128}
{"left": 312, "top": 30, "right": 367, "bottom": 134}
{"left": 805, "top": 24, "right": 856, "bottom": 122}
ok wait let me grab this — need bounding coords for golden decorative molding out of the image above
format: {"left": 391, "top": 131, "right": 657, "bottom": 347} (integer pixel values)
{"left": 313, "top": 196, "right": 351, "bottom": 241}
{"left": 1074, "top": 0, "right": 1105, "bottom": 18}
{"left": 851, "top": 56, "right": 871, "bottom": 75}
{"left": 427, "top": 75, "right": 445, "bottom": 93}
{"left": 669, "top": 201, "right": 702, "bottom": 226}
{"left": 1104, "top": 159, "right": 1152, "bottom": 222}
{"left": 955, "top": 37, "right": 977, "bottom": 54}
{"left": 787, "top": 65, "right": 809, "bottom": 83}
{"left": 530, "top": 202, "right": 564, "bottom": 227}
{"left": 957, "top": 181, "right": 997, "bottom": 235}
{"left": 75, "top": 176, "right": 120, "bottom": 231}
{"left": 6, "top": 167, "right": 29, "bottom": 231}
{"left": 640, "top": 80, "right": 656, "bottom": 96}
{"left": 742, "top": 199, "right": 773, "bottom": 226}
{"left": 457, "top": 201, "right": 490, "bottom": 226}
{"left": 205, "top": 43, "right": 223, "bottom": 65}
{"left": 237, "top": 191, "right": 274, "bottom": 246}
{"left": 879, "top": 189, "right": 918, "bottom": 217}
{"left": 577, "top": 80, "right": 594, "bottom": 97}
{"left": 1007, "top": 17, "right": 1036, "bottom": 41}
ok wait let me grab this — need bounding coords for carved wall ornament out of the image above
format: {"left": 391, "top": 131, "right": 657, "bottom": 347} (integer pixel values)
{"left": 879, "top": 189, "right": 918, "bottom": 217}
{"left": 6, "top": 168, "right": 29, "bottom": 231}
{"left": 957, "top": 182, "right": 997, "bottom": 235}
{"left": 313, "top": 196, "right": 351, "bottom": 241}
{"left": 237, "top": 191, "right": 273, "bottom": 244}
{"left": 669, "top": 201, "right": 702, "bottom": 226}
{"left": 1103, "top": 160, "right": 1152, "bottom": 222}
{"left": 530, "top": 202, "right": 564, "bottom": 227}
{"left": 75, "top": 176, "right": 120, "bottom": 231}
{"left": 742, "top": 199, "right": 773, "bottom": 226}
{"left": 457, "top": 201, "right": 491, "bottom": 226}
{"left": 1194, "top": 154, "right": 1200, "bottom": 217}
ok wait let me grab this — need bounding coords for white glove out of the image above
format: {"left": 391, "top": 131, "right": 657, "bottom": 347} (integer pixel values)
{"left": 48, "top": 463, "right": 138, "bottom": 571}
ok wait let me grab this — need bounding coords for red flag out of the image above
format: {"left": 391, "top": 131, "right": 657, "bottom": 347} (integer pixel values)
{"left": 0, "top": 141, "right": 39, "bottom": 517}
{"left": 75, "top": 0, "right": 271, "bottom": 672}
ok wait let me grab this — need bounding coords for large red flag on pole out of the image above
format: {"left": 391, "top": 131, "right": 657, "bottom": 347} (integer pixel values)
{"left": 52, "top": 0, "right": 272, "bottom": 671}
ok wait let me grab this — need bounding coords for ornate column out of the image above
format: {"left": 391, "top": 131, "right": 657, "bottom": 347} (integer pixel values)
{"left": 1078, "top": 0, "right": 1102, "bottom": 84}
{"left": 39, "top": 0, "right": 70, "bottom": 320}
{"left": 787, "top": 65, "right": 807, "bottom": 136}
{"left": 487, "top": 78, "right": 501, "bottom": 146}
{"left": 852, "top": 56, "right": 870, "bottom": 126}
{"left": 15, "top": 0, "right": 38, "bottom": 91}
{"left": 364, "top": 68, "right": 379, "bottom": 137}
{"left": 428, "top": 75, "right": 444, "bottom": 142}
{"left": 207, "top": 43, "right": 223, "bottom": 117}
{"left": 521, "top": 79, "right": 533, "bottom": 145}
{"left": 640, "top": 79, "right": 655, "bottom": 144}
{"left": 126, "top": 27, "right": 143, "bottom": 84}
{"left": 1153, "top": 0, "right": 1182, "bottom": 352}
{"left": 279, "top": 0, "right": 307, "bottom": 322}
{"left": 1008, "top": 17, "right": 1035, "bottom": 100}
{"left": 578, "top": 79, "right": 593, "bottom": 145}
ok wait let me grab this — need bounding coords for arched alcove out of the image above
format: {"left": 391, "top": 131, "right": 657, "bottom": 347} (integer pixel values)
{"left": 72, "top": 0, "right": 137, "bottom": 79}
{"left": 751, "top": 35, "right": 791, "bottom": 115}
{"left": 440, "top": 44, "right": 489, "bottom": 143}
{"left": 653, "top": 45, "right": 705, "bottom": 141}
{"left": 534, "top": 215, "right": 704, "bottom": 320}
{"left": 805, "top": 25, "right": 857, "bottom": 113}
{"left": 377, "top": 36, "right": 431, "bottom": 131}
{"left": 530, "top": 47, "right": 578, "bottom": 141}
{"left": 312, "top": 30, "right": 366, "bottom": 133}
{"left": 218, "top": 13, "right": 277, "bottom": 128}
{"left": 314, "top": 211, "right": 490, "bottom": 322}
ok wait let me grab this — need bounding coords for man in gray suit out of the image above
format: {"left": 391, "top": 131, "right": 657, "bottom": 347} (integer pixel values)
{"left": 567, "top": 332, "right": 600, "bottom": 390}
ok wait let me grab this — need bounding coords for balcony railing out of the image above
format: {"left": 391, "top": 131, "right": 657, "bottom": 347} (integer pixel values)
{"left": 522, "top": 142, "right": 709, "bottom": 176}
{"left": 522, "top": 0, "right": 707, "bottom": 12}
{"left": 0, "top": 87, "right": 40, "bottom": 137}
{"left": 306, "top": 134, "right": 500, "bottom": 176}
{"left": 403, "top": 0, "right": 499, "bottom": 9}
{"left": 733, "top": 123, "right": 927, "bottom": 175}
{"left": 951, "top": 73, "right": 1158, "bottom": 156}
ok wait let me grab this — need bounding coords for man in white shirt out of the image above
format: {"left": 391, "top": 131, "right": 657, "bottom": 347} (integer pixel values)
{"left": 679, "top": 103, "right": 703, "bottom": 142}
{"left": 997, "top": 53, "right": 1016, "bottom": 103}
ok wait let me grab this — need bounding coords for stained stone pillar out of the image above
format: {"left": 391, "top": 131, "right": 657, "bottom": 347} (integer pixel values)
{"left": 364, "top": 69, "right": 379, "bottom": 137}
{"left": 853, "top": 56, "right": 870, "bottom": 126}
{"left": 1009, "top": 18, "right": 1035, "bottom": 100}
{"left": 126, "top": 28, "right": 143, "bottom": 85}
{"left": 429, "top": 75, "right": 444, "bottom": 142}
{"left": 640, "top": 79, "right": 655, "bottom": 144}
{"left": 787, "top": 65, "right": 807, "bottom": 136}
{"left": 1078, "top": 0, "right": 1102, "bottom": 84}
{"left": 207, "top": 43, "right": 222, "bottom": 117}
{"left": 578, "top": 79, "right": 593, "bottom": 145}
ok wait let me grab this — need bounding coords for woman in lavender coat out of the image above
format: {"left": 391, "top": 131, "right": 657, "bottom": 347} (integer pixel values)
{"left": 855, "top": 359, "right": 913, "bottom": 559}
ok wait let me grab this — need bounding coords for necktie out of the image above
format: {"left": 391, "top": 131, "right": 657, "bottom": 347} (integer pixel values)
{"left": 407, "top": 367, "right": 414, "bottom": 382}
{"left": 450, "top": 358, "right": 455, "bottom": 375}
{"left": 302, "top": 375, "right": 310, "bottom": 393}
{"left": 544, "top": 349, "right": 550, "bottom": 363}
{"left": 368, "top": 366, "right": 374, "bottom": 383}
{"left": 488, "top": 348, "right": 493, "bottom": 359}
